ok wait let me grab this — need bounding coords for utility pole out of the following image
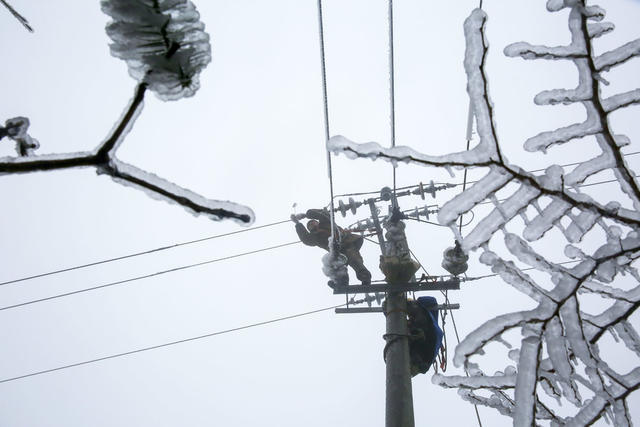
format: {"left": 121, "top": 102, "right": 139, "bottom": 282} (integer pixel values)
{"left": 385, "top": 290, "right": 414, "bottom": 427}
{"left": 380, "top": 204, "right": 419, "bottom": 427}
{"left": 329, "top": 185, "right": 462, "bottom": 427}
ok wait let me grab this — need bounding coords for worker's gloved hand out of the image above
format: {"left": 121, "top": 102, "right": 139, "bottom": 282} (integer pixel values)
{"left": 291, "top": 213, "right": 307, "bottom": 223}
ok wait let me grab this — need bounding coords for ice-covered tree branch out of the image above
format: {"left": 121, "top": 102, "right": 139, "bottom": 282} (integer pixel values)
{"left": 329, "top": 2, "right": 640, "bottom": 424}
{"left": 0, "top": 0, "right": 254, "bottom": 224}
{"left": 0, "top": 0, "right": 33, "bottom": 32}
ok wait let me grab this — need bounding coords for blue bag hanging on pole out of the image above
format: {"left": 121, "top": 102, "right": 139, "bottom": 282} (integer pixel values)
{"left": 415, "top": 296, "right": 444, "bottom": 368}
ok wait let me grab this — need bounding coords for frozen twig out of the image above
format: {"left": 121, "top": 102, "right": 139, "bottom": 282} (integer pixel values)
{"left": 330, "top": 2, "right": 640, "bottom": 423}
{"left": 0, "top": 0, "right": 33, "bottom": 32}
{"left": 0, "top": 84, "right": 254, "bottom": 224}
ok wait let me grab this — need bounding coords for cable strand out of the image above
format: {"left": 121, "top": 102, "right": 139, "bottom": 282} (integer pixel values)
{"left": 0, "top": 220, "right": 290, "bottom": 287}
{"left": 0, "top": 241, "right": 300, "bottom": 312}
{"left": 0, "top": 303, "right": 345, "bottom": 385}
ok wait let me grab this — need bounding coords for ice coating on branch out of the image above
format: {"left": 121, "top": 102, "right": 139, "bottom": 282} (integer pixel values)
{"left": 3, "top": 117, "right": 39, "bottom": 156}
{"left": 594, "top": 39, "right": 640, "bottom": 72}
{"left": 328, "top": 2, "right": 640, "bottom": 423}
{"left": 523, "top": 199, "right": 571, "bottom": 241}
{"left": 534, "top": 87, "right": 591, "bottom": 106}
{"left": 565, "top": 209, "right": 599, "bottom": 242}
{"left": 328, "top": 9, "right": 502, "bottom": 169}
{"left": 613, "top": 321, "right": 640, "bottom": 357}
{"left": 452, "top": 309, "right": 552, "bottom": 368}
{"left": 101, "top": 0, "right": 211, "bottom": 101}
{"left": 432, "top": 373, "right": 516, "bottom": 389}
{"left": 587, "top": 22, "right": 614, "bottom": 39}
{"left": 546, "top": 0, "right": 566, "bottom": 12}
{"left": 327, "top": 135, "right": 495, "bottom": 169}
{"left": 514, "top": 330, "right": 541, "bottom": 425}
{"left": 602, "top": 89, "right": 640, "bottom": 112}
{"left": 463, "top": 184, "right": 539, "bottom": 251}
{"left": 480, "top": 249, "right": 552, "bottom": 303}
{"left": 438, "top": 167, "right": 511, "bottom": 225}
{"left": 564, "top": 152, "right": 613, "bottom": 187}
{"left": 104, "top": 158, "right": 255, "bottom": 224}
{"left": 504, "top": 42, "right": 585, "bottom": 60}
{"left": 463, "top": 9, "right": 502, "bottom": 163}
{"left": 523, "top": 105, "right": 602, "bottom": 152}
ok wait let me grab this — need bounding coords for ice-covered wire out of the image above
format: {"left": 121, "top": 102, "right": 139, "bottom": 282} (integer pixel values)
{"left": 0, "top": 241, "right": 301, "bottom": 312}
{"left": 458, "top": 71, "right": 478, "bottom": 233}
{"left": 317, "top": 0, "right": 339, "bottom": 250}
{"left": 388, "top": 0, "right": 397, "bottom": 194}
{"left": 329, "top": 151, "right": 640, "bottom": 203}
{"left": 0, "top": 302, "right": 347, "bottom": 385}
{"left": 0, "top": 219, "right": 290, "bottom": 287}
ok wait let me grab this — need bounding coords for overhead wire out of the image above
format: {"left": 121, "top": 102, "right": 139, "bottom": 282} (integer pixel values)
{"left": 5, "top": 169, "right": 627, "bottom": 312}
{"left": 316, "top": 0, "right": 339, "bottom": 248}
{"left": 0, "top": 241, "right": 300, "bottom": 312}
{"left": 8, "top": 154, "right": 637, "bottom": 291}
{"left": 388, "top": 0, "right": 397, "bottom": 195}
{"left": 0, "top": 302, "right": 346, "bottom": 385}
{"left": 329, "top": 150, "right": 640, "bottom": 203}
{"left": 0, "top": 219, "right": 291, "bottom": 287}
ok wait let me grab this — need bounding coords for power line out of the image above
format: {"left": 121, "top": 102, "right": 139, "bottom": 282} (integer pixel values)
{"left": 317, "top": 0, "right": 339, "bottom": 249}
{"left": 466, "top": 259, "right": 581, "bottom": 282}
{"left": 0, "top": 241, "right": 300, "bottom": 312}
{"left": 388, "top": 0, "right": 397, "bottom": 193}
{"left": 0, "top": 219, "right": 290, "bottom": 287}
{"left": 0, "top": 302, "right": 345, "bottom": 385}
{"left": 8, "top": 155, "right": 635, "bottom": 290}
{"left": 474, "top": 175, "right": 639, "bottom": 208}
{"left": 331, "top": 151, "right": 640, "bottom": 202}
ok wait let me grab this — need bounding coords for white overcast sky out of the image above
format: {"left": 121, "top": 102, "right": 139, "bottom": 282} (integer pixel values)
{"left": 1, "top": 1, "right": 639, "bottom": 426}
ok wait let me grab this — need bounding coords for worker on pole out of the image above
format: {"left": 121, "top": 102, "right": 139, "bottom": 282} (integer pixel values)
{"left": 292, "top": 208, "right": 372, "bottom": 286}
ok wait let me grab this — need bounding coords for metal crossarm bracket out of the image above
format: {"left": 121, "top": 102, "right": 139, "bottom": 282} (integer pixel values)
{"left": 336, "top": 303, "right": 460, "bottom": 314}
{"left": 332, "top": 278, "right": 460, "bottom": 295}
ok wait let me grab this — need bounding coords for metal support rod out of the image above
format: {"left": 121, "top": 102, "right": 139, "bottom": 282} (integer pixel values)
{"left": 336, "top": 303, "right": 460, "bottom": 314}
{"left": 368, "top": 199, "right": 386, "bottom": 254}
{"left": 332, "top": 279, "right": 460, "bottom": 294}
{"left": 385, "top": 292, "right": 414, "bottom": 427}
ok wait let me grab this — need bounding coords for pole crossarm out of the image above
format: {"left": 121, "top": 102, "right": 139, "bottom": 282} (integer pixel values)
{"left": 336, "top": 303, "right": 460, "bottom": 314}
{"left": 332, "top": 278, "right": 460, "bottom": 295}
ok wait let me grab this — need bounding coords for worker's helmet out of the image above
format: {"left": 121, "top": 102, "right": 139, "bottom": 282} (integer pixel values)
{"left": 307, "top": 220, "right": 320, "bottom": 232}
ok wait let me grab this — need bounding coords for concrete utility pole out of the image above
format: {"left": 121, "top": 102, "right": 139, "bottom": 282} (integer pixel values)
{"left": 379, "top": 207, "right": 419, "bottom": 427}
{"left": 333, "top": 189, "right": 461, "bottom": 426}
{"left": 385, "top": 291, "right": 414, "bottom": 427}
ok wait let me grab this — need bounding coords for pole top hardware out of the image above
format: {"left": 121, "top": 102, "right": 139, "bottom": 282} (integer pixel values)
{"left": 335, "top": 303, "right": 460, "bottom": 314}
{"left": 332, "top": 277, "right": 460, "bottom": 295}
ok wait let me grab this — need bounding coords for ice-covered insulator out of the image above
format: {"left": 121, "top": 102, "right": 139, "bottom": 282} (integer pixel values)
{"left": 441, "top": 241, "right": 469, "bottom": 276}
{"left": 380, "top": 186, "right": 393, "bottom": 201}
{"left": 337, "top": 197, "right": 361, "bottom": 217}
{"left": 349, "top": 197, "right": 359, "bottom": 214}
{"left": 419, "top": 207, "right": 430, "bottom": 220}
{"left": 425, "top": 180, "right": 437, "bottom": 198}
{"left": 338, "top": 200, "right": 348, "bottom": 217}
